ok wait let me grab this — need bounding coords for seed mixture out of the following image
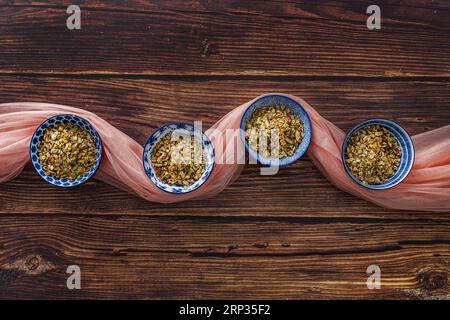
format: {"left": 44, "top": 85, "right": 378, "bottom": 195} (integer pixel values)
{"left": 151, "top": 134, "right": 205, "bottom": 186}
{"left": 38, "top": 123, "right": 98, "bottom": 180}
{"left": 245, "top": 106, "right": 304, "bottom": 158}
{"left": 345, "top": 124, "right": 402, "bottom": 184}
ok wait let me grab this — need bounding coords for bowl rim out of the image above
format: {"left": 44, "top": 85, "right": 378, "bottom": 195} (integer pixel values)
{"left": 142, "top": 122, "right": 216, "bottom": 194}
{"left": 29, "top": 113, "right": 103, "bottom": 188}
{"left": 239, "top": 94, "right": 313, "bottom": 167}
{"left": 341, "top": 118, "right": 415, "bottom": 190}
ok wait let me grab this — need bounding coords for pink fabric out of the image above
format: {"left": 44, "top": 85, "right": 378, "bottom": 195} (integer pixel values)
{"left": 1, "top": 93, "right": 449, "bottom": 211}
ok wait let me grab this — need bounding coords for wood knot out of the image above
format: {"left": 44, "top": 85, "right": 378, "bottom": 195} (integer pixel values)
{"left": 200, "top": 39, "right": 219, "bottom": 57}
{"left": 253, "top": 242, "right": 269, "bottom": 249}
{"left": 3, "top": 255, "right": 55, "bottom": 276}
{"left": 25, "top": 256, "right": 40, "bottom": 271}
{"left": 418, "top": 269, "right": 448, "bottom": 291}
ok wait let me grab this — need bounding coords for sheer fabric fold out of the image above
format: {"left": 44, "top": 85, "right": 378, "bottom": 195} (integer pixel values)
{"left": 1, "top": 93, "right": 449, "bottom": 211}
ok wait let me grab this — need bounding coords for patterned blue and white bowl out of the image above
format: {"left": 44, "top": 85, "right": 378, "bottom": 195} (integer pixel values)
{"left": 142, "top": 123, "right": 215, "bottom": 194}
{"left": 240, "top": 94, "right": 313, "bottom": 166}
{"left": 342, "top": 119, "right": 415, "bottom": 190}
{"left": 30, "top": 114, "right": 103, "bottom": 188}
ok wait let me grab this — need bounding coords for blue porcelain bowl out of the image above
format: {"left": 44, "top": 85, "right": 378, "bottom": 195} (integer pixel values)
{"left": 30, "top": 114, "right": 103, "bottom": 187}
{"left": 240, "top": 94, "right": 313, "bottom": 166}
{"left": 143, "top": 123, "right": 215, "bottom": 194}
{"left": 342, "top": 119, "right": 415, "bottom": 190}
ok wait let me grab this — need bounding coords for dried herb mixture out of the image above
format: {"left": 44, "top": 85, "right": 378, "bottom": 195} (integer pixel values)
{"left": 151, "top": 134, "right": 205, "bottom": 186}
{"left": 245, "top": 106, "right": 304, "bottom": 158}
{"left": 345, "top": 124, "right": 402, "bottom": 184}
{"left": 38, "top": 123, "right": 98, "bottom": 180}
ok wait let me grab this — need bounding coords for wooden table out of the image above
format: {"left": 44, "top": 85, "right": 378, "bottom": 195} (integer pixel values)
{"left": 0, "top": 1, "right": 449, "bottom": 299}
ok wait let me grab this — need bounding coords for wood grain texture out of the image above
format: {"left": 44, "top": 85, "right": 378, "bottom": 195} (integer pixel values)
{"left": 0, "top": 1, "right": 449, "bottom": 76}
{"left": 0, "top": 1, "right": 449, "bottom": 300}
{"left": 0, "top": 77, "right": 449, "bottom": 217}
{"left": 0, "top": 216, "right": 449, "bottom": 299}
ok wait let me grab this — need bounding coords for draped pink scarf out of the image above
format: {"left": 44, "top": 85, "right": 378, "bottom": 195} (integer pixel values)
{"left": 1, "top": 93, "right": 449, "bottom": 212}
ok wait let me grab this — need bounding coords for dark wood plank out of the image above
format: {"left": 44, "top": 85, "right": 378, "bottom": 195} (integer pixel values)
{"left": 1, "top": 0, "right": 449, "bottom": 301}
{"left": 1, "top": 1, "right": 450, "bottom": 76}
{"left": 0, "top": 77, "right": 449, "bottom": 218}
{"left": 0, "top": 215, "right": 449, "bottom": 299}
